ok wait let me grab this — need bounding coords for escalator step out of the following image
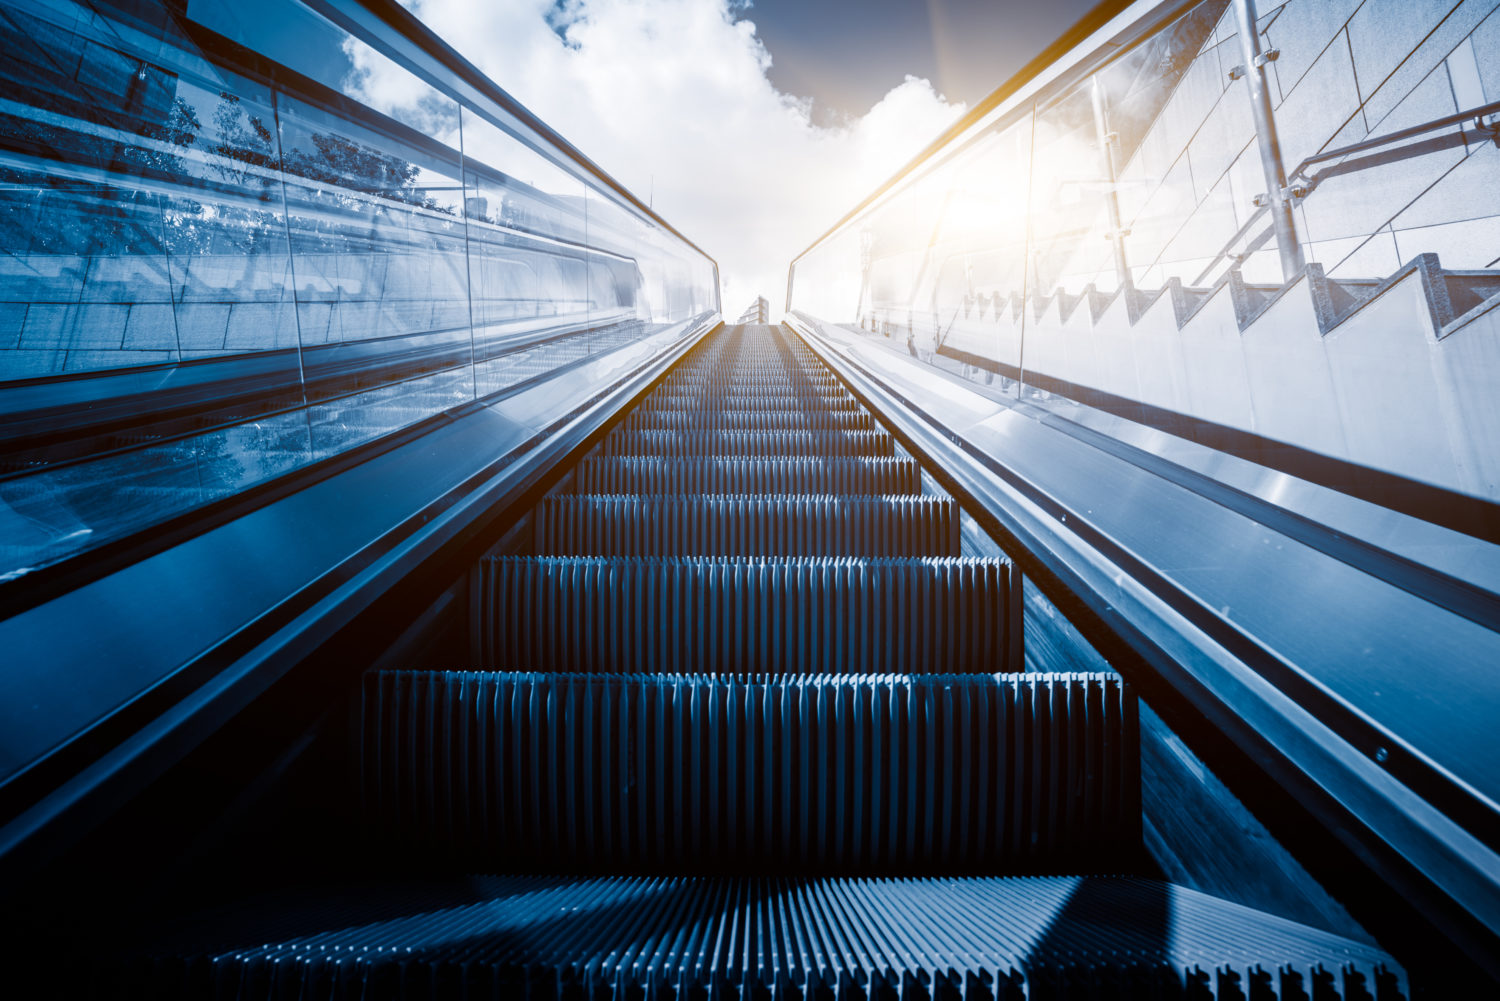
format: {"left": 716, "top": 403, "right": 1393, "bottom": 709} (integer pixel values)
{"left": 570, "top": 455, "right": 923, "bottom": 495}
{"left": 533, "top": 494, "right": 960, "bottom": 557}
{"left": 642, "top": 393, "right": 863, "bottom": 411}
{"left": 656, "top": 382, "right": 844, "bottom": 396}
{"left": 619, "top": 409, "right": 874, "bottom": 432}
{"left": 120, "top": 874, "right": 1406, "bottom": 1001}
{"left": 362, "top": 670, "right": 1138, "bottom": 867}
{"left": 600, "top": 429, "right": 896, "bottom": 457}
{"left": 663, "top": 370, "right": 840, "bottom": 385}
{"left": 473, "top": 556, "right": 1021, "bottom": 674}
{"left": 653, "top": 384, "right": 848, "bottom": 399}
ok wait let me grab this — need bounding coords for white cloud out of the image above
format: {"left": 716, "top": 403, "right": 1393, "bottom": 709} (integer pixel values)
{"left": 342, "top": 0, "right": 964, "bottom": 319}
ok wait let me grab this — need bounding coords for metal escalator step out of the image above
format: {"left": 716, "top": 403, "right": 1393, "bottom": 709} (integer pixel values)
{"left": 642, "top": 393, "right": 863, "bottom": 411}
{"left": 654, "top": 380, "right": 845, "bottom": 394}
{"left": 619, "top": 409, "right": 874, "bottom": 432}
{"left": 362, "top": 670, "right": 1138, "bottom": 867}
{"left": 571, "top": 455, "right": 923, "bottom": 495}
{"left": 533, "top": 494, "right": 959, "bottom": 557}
{"left": 599, "top": 428, "right": 895, "bottom": 457}
{"left": 661, "top": 371, "right": 841, "bottom": 386}
{"left": 651, "top": 388, "right": 849, "bottom": 404}
{"left": 120, "top": 874, "right": 1406, "bottom": 1000}
{"left": 473, "top": 556, "right": 1020, "bottom": 674}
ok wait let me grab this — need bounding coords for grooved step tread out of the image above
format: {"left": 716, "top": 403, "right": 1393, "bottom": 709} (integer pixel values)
{"left": 570, "top": 456, "right": 923, "bottom": 496}
{"left": 644, "top": 393, "right": 864, "bottom": 411}
{"left": 533, "top": 494, "right": 960, "bottom": 557}
{"left": 473, "top": 556, "right": 1020, "bottom": 675}
{"left": 363, "top": 670, "right": 1138, "bottom": 868}
{"left": 114, "top": 874, "right": 1406, "bottom": 1001}
{"left": 619, "top": 410, "right": 874, "bottom": 432}
{"left": 599, "top": 428, "right": 896, "bottom": 458}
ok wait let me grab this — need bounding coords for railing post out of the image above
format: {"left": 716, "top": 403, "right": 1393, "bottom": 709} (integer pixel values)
{"left": 1090, "top": 75, "right": 1132, "bottom": 290}
{"left": 1233, "top": 0, "right": 1304, "bottom": 281}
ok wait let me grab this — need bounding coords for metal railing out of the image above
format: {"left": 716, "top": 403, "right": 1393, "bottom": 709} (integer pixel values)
{"left": 1288, "top": 99, "right": 1500, "bottom": 191}
{"left": 1191, "top": 99, "right": 1500, "bottom": 286}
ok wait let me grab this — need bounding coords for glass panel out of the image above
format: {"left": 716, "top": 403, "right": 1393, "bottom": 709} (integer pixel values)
{"left": 0, "top": 0, "right": 719, "bottom": 582}
{"left": 586, "top": 184, "right": 717, "bottom": 339}
{"left": 789, "top": 112, "right": 1035, "bottom": 396}
{"left": 788, "top": 225, "right": 863, "bottom": 333}
{"left": 163, "top": 75, "right": 302, "bottom": 365}
{"left": 1028, "top": 84, "right": 1120, "bottom": 302}
{"left": 0, "top": 0, "right": 315, "bottom": 572}
{"left": 1029, "top": 0, "right": 1230, "bottom": 302}
{"left": 274, "top": 89, "right": 474, "bottom": 457}
{"left": 462, "top": 106, "right": 596, "bottom": 396}
{"left": 915, "top": 122, "right": 1034, "bottom": 388}
{"left": 786, "top": 0, "right": 1500, "bottom": 502}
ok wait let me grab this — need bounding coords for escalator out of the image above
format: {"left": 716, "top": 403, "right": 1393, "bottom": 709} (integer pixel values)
{"left": 60, "top": 324, "right": 1404, "bottom": 999}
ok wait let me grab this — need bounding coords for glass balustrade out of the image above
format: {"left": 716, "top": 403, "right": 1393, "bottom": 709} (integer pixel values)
{"left": 0, "top": 0, "right": 719, "bottom": 581}
{"left": 788, "top": 0, "right": 1500, "bottom": 510}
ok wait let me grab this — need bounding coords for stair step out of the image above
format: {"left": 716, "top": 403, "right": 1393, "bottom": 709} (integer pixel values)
{"left": 363, "top": 670, "right": 1136, "bottom": 866}
{"left": 1444, "top": 269, "right": 1500, "bottom": 316}
{"left": 472, "top": 556, "right": 1019, "bottom": 674}
{"left": 533, "top": 494, "right": 959, "bottom": 557}
{"left": 570, "top": 455, "right": 923, "bottom": 495}
{"left": 118, "top": 874, "right": 1406, "bottom": 1000}
{"left": 599, "top": 429, "right": 896, "bottom": 457}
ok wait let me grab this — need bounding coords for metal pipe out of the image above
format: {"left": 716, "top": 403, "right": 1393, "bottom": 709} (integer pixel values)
{"left": 1233, "top": 0, "right": 1304, "bottom": 281}
{"left": 1291, "top": 98, "right": 1500, "bottom": 176}
{"left": 1090, "top": 75, "right": 1132, "bottom": 290}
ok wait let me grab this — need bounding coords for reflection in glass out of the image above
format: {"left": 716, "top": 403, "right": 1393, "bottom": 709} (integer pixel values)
{"left": 0, "top": 0, "right": 718, "bottom": 580}
{"left": 788, "top": 0, "right": 1500, "bottom": 503}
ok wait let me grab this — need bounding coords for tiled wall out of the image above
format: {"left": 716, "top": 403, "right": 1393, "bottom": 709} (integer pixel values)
{"left": 1125, "top": 0, "right": 1500, "bottom": 289}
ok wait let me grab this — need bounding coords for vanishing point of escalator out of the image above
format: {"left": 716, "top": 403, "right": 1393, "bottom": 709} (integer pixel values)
{"left": 108, "top": 325, "right": 1403, "bottom": 1000}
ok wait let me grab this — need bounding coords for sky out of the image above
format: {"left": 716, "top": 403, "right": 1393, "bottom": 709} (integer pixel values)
{"left": 751, "top": 0, "right": 1099, "bottom": 125}
{"left": 345, "top": 0, "right": 1099, "bottom": 317}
